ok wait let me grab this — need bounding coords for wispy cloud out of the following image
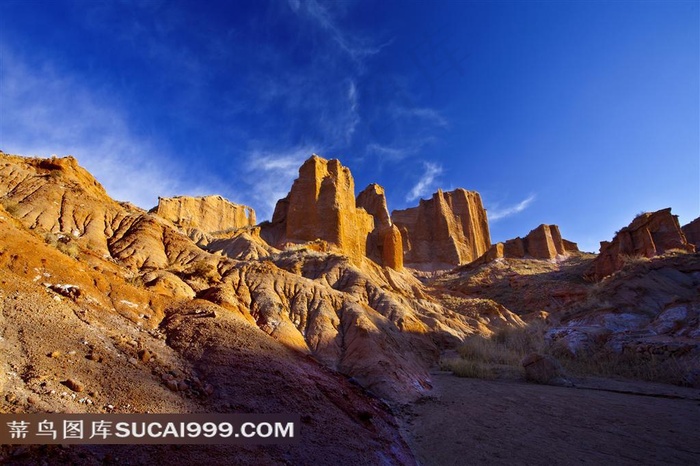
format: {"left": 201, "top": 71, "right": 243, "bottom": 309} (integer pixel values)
{"left": 243, "top": 146, "right": 313, "bottom": 220}
{"left": 389, "top": 105, "right": 448, "bottom": 127}
{"left": 0, "top": 47, "right": 220, "bottom": 209}
{"left": 488, "top": 195, "right": 536, "bottom": 222}
{"left": 288, "top": 0, "right": 392, "bottom": 61}
{"left": 406, "top": 162, "right": 443, "bottom": 202}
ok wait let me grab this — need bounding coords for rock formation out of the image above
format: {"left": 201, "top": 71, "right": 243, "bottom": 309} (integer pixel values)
{"left": 391, "top": 189, "right": 490, "bottom": 269}
{"left": 356, "top": 184, "right": 403, "bottom": 270}
{"left": 682, "top": 217, "right": 700, "bottom": 249}
{"left": 153, "top": 195, "right": 255, "bottom": 235}
{"left": 263, "top": 155, "right": 375, "bottom": 264}
{"left": 586, "top": 208, "right": 695, "bottom": 280}
{"left": 480, "top": 224, "right": 578, "bottom": 263}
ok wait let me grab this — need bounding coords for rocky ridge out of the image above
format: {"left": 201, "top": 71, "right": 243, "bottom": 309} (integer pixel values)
{"left": 587, "top": 208, "right": 695, "bottom": 280}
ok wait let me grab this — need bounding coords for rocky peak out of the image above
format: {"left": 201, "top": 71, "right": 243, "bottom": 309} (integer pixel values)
{"left": 357, "top": 183, "right": 391, "bottom": 230}
{"left": 357, "top": 184, "right": 403, "bottom": 270}
{"left": 391, "top": 188, "right": 491, "bottom": 269}
{"left": 153, "top": 195, "right": 256, "bottom": 235}
{"left": 264, "top": 155, "right": 375, "bottom": 263}
{"left": 586, "top": 208, "right": 695, "bottom": 280}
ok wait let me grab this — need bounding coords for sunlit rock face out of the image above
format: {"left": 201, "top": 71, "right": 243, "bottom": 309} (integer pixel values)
{"left": 264, "top": 154, "right": 375, "bottom": 264}
{"left": 391, "top": 188, "right": 491, "bottom": 269}
{"left": 357, "top": 183, "right": 403, "bottom": 270}
{"left": 154, "top": 195, "right": 256, "bottom": 234}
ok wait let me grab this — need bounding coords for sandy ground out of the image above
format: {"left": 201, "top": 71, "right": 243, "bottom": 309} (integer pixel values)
{"left": 399, "top": 372, "right": 700, "bottom": 465}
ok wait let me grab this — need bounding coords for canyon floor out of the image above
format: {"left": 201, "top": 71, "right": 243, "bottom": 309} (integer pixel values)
{"left": 399, "top": 371, "right": 700, "bottom": 465}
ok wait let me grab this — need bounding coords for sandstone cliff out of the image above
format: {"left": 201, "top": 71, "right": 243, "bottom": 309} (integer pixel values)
{"left": 586, "top": 208, "right": 695, "bottom": 281}
{"left": 391, "top": 188, "right": 491, "bottom": 269}
{"left": 356, "top": 183, "right": 403, "bottom": 270}
{"left": 263, "top": 155, "right": 375, "bottom": 264}
{"left": 153, "top": 195, "right": 255, "bottom": 237}
{"left": 682, "top": 217, "right": 700, "bottom": 249}
{"left": 480, "top": 224, "right": 578, "bottom": 263}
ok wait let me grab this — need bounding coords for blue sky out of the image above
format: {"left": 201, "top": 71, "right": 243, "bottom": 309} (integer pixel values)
{"left": 1, "top": 0, "right": 698, "bottom": 252}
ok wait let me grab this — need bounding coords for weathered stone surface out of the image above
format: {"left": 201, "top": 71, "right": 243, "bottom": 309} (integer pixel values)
{"left": 154, "top": 195, "right": 255, "bottom": 234}
{"left": 682, "top": 217, "right": 700, "bottom": 249}
{"left": 264, "top": 155, "right": 375, "bottom": 264}
{"left": 381, "top": 225, "right": 404, "bottom": 270}
{"left": 357, "top": 184, "right": 403, "bottom": 270}
{"left": 391, "top": 189, "right": 491, "bottom": 269}
{"left": 587, "top": 208, "right": 695, "bottom": 280}
{"left": 356, "top": 184, "right": 391, "bottom": 230}
{"left": 477, "top": 224, "right": 577, "bottom": 264}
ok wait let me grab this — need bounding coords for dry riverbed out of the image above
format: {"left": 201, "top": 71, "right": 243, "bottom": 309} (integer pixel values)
{"left": 398, "top": 371, "right": 700, "bottom": 465}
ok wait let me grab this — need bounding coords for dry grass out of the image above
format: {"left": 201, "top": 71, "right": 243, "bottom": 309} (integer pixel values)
{"left": 557, "top": 351, "right": 693, "bottom": 385}
{"left": 443, "top": 322, "right": 693, "bottom": 385}
{"left": 442, "top": 323, "right": 546, "bottom": 379}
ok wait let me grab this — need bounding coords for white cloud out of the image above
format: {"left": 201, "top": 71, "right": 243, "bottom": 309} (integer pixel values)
{"left": 0, "top": 47, "right": 219, "bottom": 210}
{"left": 243, "top": 146, "right": 313, "bottom": 220}
{"left": 288, "top": 0, "right": 392, "bottom": 61}
{"left": 488, "top": 195, "right": 536, "bottom": 222}
{"left": 406, "top": 162, "right": 443, "bottom": 202}
{"left": 389, "top": 105, "right": 448, "bottom": 127}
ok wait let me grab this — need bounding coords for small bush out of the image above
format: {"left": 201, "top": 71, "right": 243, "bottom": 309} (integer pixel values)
{"left": 57, "top": 241, "right": 79, "bottom": 259}
{"left": 1, "top": 198, "right": 19, "bottom": 216}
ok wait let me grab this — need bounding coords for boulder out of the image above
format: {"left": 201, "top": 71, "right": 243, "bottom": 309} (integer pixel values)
{"left": 391, "top": 189, "right": 491, "bottom": 269}
{"left": 587, "top": 208, "right": 695, "bottom": 280}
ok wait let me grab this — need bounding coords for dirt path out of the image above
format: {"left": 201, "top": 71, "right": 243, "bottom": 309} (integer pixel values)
{"left": 399, "top": 372, "right": 700, "bottom": 465}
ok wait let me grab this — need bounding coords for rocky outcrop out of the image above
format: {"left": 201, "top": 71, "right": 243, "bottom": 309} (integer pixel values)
{"left": 682, "top": 217, "right": 700, "bottom": 249}
{"left": 391, "top": 189, "right": 490, "bottom": 269}
{"left": 263, "top": 155, "right": 375, "bottom": 264}
{"left": 476, "top": 224, "right": 577, "bottom": 264}
{"left": 587, "top": 208, "right": 695, "bottom": 280}
{"left": 153, "top": 195, "right": 255, "bottom": 235}
{"left": 357, "top": 184, "right": 403, "bottom": 270}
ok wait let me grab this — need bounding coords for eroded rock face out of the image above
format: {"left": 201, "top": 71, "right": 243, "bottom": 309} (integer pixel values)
{"left": 154, "top": 195, "right": 255, "bottom": 235}
{"left": 477, "top": 224, "right": 577, "bottom": 264}
{"left": 392, "top": 189, "right": 490, "bottom": 269}
{"left": 587, "top": 208, "right": 695, "bottom": 280}
{"left": 264, "top": 155, "right": 375, "bottom": 264}
{"left": 357, "top": 184, "right": 403, "bottom": 270}
{"left": 682, "top": 217, "right": 700, "bottom": 249}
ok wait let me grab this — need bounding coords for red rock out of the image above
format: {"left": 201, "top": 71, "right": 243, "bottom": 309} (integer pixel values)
{"left": 587, "top": 208, "right": 695, "bottom": 280}
{"left": 265, "top": 155, "right": 374, "bottom": 264}
{"left": 682, "top": 217, "right": 700, "bottom": 249}
{"left": 154, "top": 195, "right": 255, "bottom": 234}
{"left": 477, "top": 224, "right": 577, "bottom": 264}
{"left": 391, "top": 189, "right": 491, "bottom": 268}
{"left": 357, "top": 184, "right": 403, "bottom": 270}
